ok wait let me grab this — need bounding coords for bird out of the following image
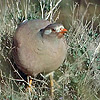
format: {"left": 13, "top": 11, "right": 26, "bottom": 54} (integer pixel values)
{"left": 12, "top": 19, "right": 67, "bottom": 96}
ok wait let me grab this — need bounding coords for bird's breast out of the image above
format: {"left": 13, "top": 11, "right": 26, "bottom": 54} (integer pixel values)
{"left": 34, "top": 38, "right": 66, "bottom": 73}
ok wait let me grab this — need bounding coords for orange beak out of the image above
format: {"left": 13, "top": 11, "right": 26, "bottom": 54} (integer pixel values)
{"left": 58, "top": 28, "right": 67, "bottom": 38}
{"left": 59, "top": 28, "right": 67, "bottom": 34}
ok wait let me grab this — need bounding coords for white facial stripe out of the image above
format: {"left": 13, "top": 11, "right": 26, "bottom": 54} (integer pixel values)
{"left": 54, "top": 25, "right": 64, "bottom": 32}
{"left": 44, "top": 29, "right": 52, "bottom": 35}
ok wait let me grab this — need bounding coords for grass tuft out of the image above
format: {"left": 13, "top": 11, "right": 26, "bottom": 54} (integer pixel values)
{"left": 0, "top": 0, "right": 100, "bottom": 100}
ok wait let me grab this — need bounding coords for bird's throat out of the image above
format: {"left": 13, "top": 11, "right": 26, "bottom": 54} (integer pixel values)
{"left": 57, "top": 33, "right": 64, "bottom": 38}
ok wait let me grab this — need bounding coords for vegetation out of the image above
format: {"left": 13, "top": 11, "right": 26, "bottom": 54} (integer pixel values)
{"left": 0, "top": 0, "right": 100, "bottom": 100}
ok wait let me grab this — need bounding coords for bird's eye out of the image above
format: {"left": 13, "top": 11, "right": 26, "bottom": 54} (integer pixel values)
{"left": 52, "top": 29, "right": 55, "bottom": 31}
{"left": 60, "top": 28, "right": 63, "bottom": 30}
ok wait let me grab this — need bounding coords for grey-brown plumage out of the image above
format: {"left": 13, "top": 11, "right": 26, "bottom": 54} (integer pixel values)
{"left": 12, "top": 19, "right": 67, "bottom": 76}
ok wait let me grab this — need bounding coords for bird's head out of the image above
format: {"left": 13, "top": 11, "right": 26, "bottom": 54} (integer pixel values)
{"left": 40, "top": 23, "right": 67, "bottom": 38}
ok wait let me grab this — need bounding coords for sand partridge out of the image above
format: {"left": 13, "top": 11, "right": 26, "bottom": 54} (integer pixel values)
{"left": 12, "top": 19, "right": 67, "bottom": 96}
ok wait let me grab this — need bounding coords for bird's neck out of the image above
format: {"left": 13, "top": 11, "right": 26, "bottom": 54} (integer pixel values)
{"left": 38, "top": 31, "right": 63, "bottom": 43}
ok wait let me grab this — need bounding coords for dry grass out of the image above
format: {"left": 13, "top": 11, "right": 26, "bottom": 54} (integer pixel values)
{"left": 0, "top": 0, "right": 100, "bottom": 100}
